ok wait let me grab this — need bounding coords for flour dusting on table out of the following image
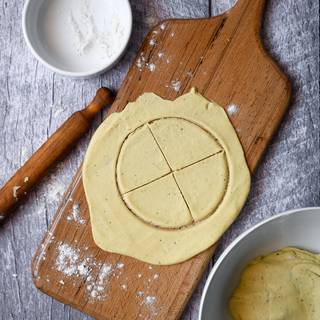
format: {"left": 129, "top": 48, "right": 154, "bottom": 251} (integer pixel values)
{"left": 47, "top": 176, "right": 65, "bottom": 203}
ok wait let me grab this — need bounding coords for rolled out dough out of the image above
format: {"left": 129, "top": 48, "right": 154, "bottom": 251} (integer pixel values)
{"left": 83, "top": 88, "right": 251, "bottom": 265}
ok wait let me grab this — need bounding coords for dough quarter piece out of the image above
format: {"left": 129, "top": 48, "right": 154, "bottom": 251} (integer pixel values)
{"left": 83, "top": 88, "right": 251, "bottom": 265}
{"left": 149, "top": 117, "right": 222, "bottom": 170}
{"left": 174, "top": 152, "right": 228, "bottom": 222}
{"left": 123, "top": 174, "right": 193, "bottom": 229}
{"left": 117, "top": 125, "right": 171, "bottom": 193}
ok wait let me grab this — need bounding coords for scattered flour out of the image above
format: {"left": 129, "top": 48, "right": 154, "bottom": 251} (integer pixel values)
{"left": 12, "top": 186, "right": 21, "bottom": 200}
{"left": 136, "top": 53, "right": 146, "bottom": 70}
{"left": 67, "top": 203, "right": 85, "bottom": 224}
{"left": 54, "top": 242, "right": 115, "bottom": 301}
{"left": 157, "top": 52, "right": 164, "bottom": 58}
{"left": 34, "top": 202, "right": 46, "bottom": 217}
{"left": 160, "top": 23, "right": 166, "bottom": 30}
{"left": 23, "top": 176, "right": 29, "bottom": 183}
{"left": 147, "top": 63, "right": 156, "bottom": 72}
{"left": 137, "top": 291, "right": 144, "bottom": 297}
{"left": 226, "top": 103, "right": 239, "bottom": 116}
{"left": 170, "top": 80, "right": 181, "bottom": 92}
{"left": 78, "top": 261, "right": 91, "bottom": 276}
{"left": 87, "top": 263, "right": 113, "bottom": 300}
{"left": 149, "top": 38, "right": 157, "bottom": 46}
{"left": 53, "top": 243, "right": 160, "bottom": 307}
{"left": 136, "top": 52, "right": 157, "bottom": 73}
{"left": 121, "top": 283, "right": 128, "bottom": 290}
{"left": 140, "top": 295, "right": 158, "bottom": 317}
{"left": 55, "top": 243, "right": 81, "bottom": 276}
{"left": 144, "top": 296, "right": 156, "bottom": 306}
{"left": 47, "top": 177, "right": 65, "bottom": 203}
{"left": 116, "top": 262, "right": 124, "bottom": 269}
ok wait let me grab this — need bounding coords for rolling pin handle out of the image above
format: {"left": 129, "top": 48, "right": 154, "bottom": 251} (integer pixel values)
{"left": 82, "top": 87, "right": 115, "bottom": 120}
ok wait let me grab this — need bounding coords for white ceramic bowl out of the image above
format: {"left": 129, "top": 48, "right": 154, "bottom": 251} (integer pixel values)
{"left": 22, "top": 0, "right": 132, "bottom": 78}
{"left": 199, "top": 207, "right": 320, "bottom": 320}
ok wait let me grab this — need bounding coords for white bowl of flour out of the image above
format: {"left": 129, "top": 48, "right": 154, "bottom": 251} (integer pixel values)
{"left": 22, "top": 0, "right": 132, "bottom": 78}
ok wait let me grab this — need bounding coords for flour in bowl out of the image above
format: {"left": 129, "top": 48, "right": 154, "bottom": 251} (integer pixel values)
{"left": 37, "top": 0, "right": 131, "bottom": 72}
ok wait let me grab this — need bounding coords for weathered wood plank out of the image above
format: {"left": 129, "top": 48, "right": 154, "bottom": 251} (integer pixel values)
{"left": 0, "top": 0, "right": 319, "bottom": 319}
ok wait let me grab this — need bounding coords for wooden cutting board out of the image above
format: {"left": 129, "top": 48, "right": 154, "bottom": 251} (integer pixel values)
{"left": 32, "top": 0, "right": 291, "bottom": 319}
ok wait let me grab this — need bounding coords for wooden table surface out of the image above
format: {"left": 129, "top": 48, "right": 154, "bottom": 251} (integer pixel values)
{"left": 0, "top": 0, "right": 319, "bottom": 319}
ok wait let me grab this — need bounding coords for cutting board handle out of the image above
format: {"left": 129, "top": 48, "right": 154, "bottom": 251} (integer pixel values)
{"left": 227, "top": 0, "right": 267, "bottom": 35}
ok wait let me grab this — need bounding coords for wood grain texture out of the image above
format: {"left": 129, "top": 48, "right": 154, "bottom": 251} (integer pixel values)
{"left": 0, "top": 0, "right": 319, "bottom": 319}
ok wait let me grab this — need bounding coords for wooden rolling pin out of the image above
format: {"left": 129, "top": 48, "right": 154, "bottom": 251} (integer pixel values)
{"left": 0, "top": 87, "right": 114, "bottom": 221}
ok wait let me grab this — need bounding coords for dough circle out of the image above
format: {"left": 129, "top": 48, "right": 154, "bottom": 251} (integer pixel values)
{"left": 117, "top": 117, "right": 229, "bottom": 229}
{"left": 83, "top": 88, "right": 251, "bottom": 265}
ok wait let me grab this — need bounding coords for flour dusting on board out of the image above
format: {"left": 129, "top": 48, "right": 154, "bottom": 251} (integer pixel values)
{"left": 135, "top": 23, "right": 172, "bottom": 74}
{"left": 170, "top": 80, "right": 181, "bottom": 92}
{"left": 149, "top": 38, "right": 157, "bottom": 46}
{"left": 40, "top": 240, "right": 162, "bottom": 315}
{"left": 55, "top": 243, "right": 81, "bottom": 276}
{"left": 139, "top": 295, "right": 158, "bottom": 318}
{"left": 54, "top": 242, "right": 115, "bottom": 301}
{"left": 147, "top": 63, "right": 156, "bottom": 72}
{"left": 87, "top": 263, "right": 113, "bottom": 300}
{"left": 66, "top": 203, "right": 86, "bottom": 224}
{"left": 227, "top": 103, "right": 239, "bottom": 116}
{"left": 136, "top": 53, "right": 146, "bottom": 70}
